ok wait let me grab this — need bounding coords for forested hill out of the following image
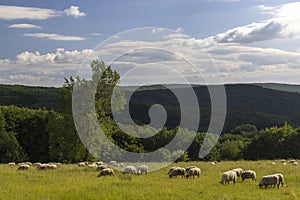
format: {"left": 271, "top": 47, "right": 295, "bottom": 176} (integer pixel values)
{"left": 0, "top": 85, "right": 61, "bottom": 110}
{"left": 1, "top": 83, "right": 300, "bottom": 132}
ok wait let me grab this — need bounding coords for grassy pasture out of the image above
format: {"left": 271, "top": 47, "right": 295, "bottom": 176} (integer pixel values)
{"left": 0, "top": 160, "right": 299, "bottom": 200}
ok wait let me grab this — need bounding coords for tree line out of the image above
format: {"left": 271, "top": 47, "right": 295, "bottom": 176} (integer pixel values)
{"left": 0, "top": 60, "right": 300, "bottom": 163}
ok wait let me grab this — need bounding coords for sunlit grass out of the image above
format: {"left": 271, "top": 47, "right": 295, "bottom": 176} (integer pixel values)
{"left": 0, "top": 160, "right": 299, "bottom": 199}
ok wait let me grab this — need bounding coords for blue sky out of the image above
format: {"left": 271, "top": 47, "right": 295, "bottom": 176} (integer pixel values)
{"left": 0, "top": 0, "right": 300, "bottom": 86}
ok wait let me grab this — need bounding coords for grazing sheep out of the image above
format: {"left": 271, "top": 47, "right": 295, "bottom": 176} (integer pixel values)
{"left": 96, "top": 164, "right": 108, "bottom": 171}
{"left": 232, "top": 168, "right": 243, "bottom": 177}
{"left": 281, "top": 159, "right": 286, "bottom": 163}
{"left": 137, "top": 165, "right": 148, "bottom": 175}
{"left": 273, "top": 173, "right": 284, "bottom": 187}
{"left": 96, "top": 161, "right": 104, "bottom": 166}
{"left": 185, "top": 166, "right": 197, "bottom": 172}
{"left": 37, "top": 164, "right": 48, "bottom": 170}
{"left": 17, "top": 164, "right": 30, "bottom": 170}
{"left": 78, "top": 162, "right": 88, "bottom": 167}
{"left": 220, "top": 171, "right": 237, "bottom": 184}
{"left": 258, "top": 175, "right": 279, "bottom": 189}
{"left": 8, "top": 162, "right": 15, "bottom": 166}
{"left": 241, "top": 170, "right": 256, "bottom": 182}
{"left": 118, "top": 162, "right": 125, "bottom": 167}
{"left": 88, "top": 163, "right": 97, "bottom": 168}
{"left": 109, "top": 161, "right": 118, "bottom": 166}
{"left": 292, "top": 161, "right": 298, "bottom": 166}
{"left": 33, "top": 162, "right": 42, "bottom": 167}
{"left": 168, "top": 167, "right": 186, "bottom": 178}
{"left": 282, "top": 162, "right": 287, "bottom": 166}
{"left": 123, "top": 166, "right": 137, "bottom": 174}
{"left": 289, "top": 159, "right": 296, "bottom": 163}
{"left": 271, "top": 162, "right": 276, "bottom": 166}
{"left": 210, "top": 161, "right": 217, "bottom": 165}
{"left": 98, "top": 168, "right": 114, "bottom": 177}
{"left": 47, "top": 164, "right": 57, "bottom": 170}
{"left": 186, "top": 167, "right": 201, "bottom": 178}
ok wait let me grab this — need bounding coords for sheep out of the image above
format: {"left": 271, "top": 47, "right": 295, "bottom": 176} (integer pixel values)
{"left": 78, "top": 162, "right": 88, "bottom": 167}
{"left": 289, "top": 159, "right": 296, "bottom": 164}
{"left": 97, "top": 168, "right": 114, "bottom": 177}
{"left": 220, "top": 171, "right": 237, "bottom": 184}
{"left": 118, "top": 162, "right": 125, "bottom": 167}
{"left": 123, "top": 166, "right": 137, "bottom": 174}
{"left": 96, "top": 161, "right": 104, "bottom": 166}
{"left": 168, "top": 167, "right": 186, "bottom": 178}
{"left": 210, "top": 161, "right": 217, "bottom": 165}
{"left": 17, "top": 164, "right": 30, "bottom": 170}
{"left": 273, "top": 173, "right": 284, "bottom": 187}
{"left": 281, "top": 159, "right": 286, "bottom": 163}
{"left": 47, "top": 164, "right": 57, "bottom": 170}
{"left": 33, "top": 162, "right": 42, "bottom": 167}
{"left": 88, "top": 163, "right": 97, "bottom": 168}
{"left": 271, "top": 162, "right": 276, "bottom": 166}
{"left": 137, "top": 165, "right": 148, "bottom": 175}
{"left": 258, "top": 175, "right": 279, "bottom": 189}
{"left": 96, "top": 164, "right": 108, "bottom": 171}
{"left": 185, "top": 166, "right": 197, "bottom": 172}
{"left": 186, "top": 167, "right": 201, "bottom": 178}
{"left": 282, "top": 162, "right": 287, "bottom": 166}
{"left": 241, "top": 170, "right": 256, "bottom": 182}
{"left": 232, "top": 168, "right": 243, "bottom": 177}
{"left": 292, "top": 161, "right": 298, "bottom": 166}
{"left": 109, "top": 161, "right": 118, "bottom": 166}
{"left": 8, "top": 162, "right": 16, "bottom": 166}
{"left": 37, "top": 164, "right": 48, "bottom": 170}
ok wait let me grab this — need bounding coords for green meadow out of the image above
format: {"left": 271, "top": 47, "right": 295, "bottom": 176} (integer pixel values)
{"left": 0, "top": 161, "right": 299, "bottom": 200}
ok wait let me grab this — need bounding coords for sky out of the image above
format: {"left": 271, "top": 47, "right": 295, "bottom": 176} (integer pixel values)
{"left": 0, "top": 0, "right": 300, "bottom": 86}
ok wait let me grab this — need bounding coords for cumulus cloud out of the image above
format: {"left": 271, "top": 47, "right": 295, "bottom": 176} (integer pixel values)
{"left": 8, "top": 23, "right": 42, "bottom": 29}
{"left": 0, "top": 5, "right": 61, "bottom": 20}
{"left": 0, "top": 5, "right": 86, "bottom": 20}
{"left": 208, "top": 2, "right": 300, "bottom": 43}
{"left": 64, "top": 6, "right": 86, "bottom": 18}
{"left": 23, "top": 33, "right": 86, "bottom": 41}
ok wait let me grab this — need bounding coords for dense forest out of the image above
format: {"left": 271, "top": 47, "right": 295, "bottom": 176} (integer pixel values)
{"left": 1, "top": 60, "right": 300, "bottom": 163}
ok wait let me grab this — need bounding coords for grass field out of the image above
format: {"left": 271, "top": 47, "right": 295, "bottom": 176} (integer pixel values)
{"left": 0, "top": 160, "right": 299, "bottom": 200}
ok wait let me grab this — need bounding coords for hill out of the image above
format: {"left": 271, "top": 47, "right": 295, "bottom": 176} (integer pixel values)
{"left": 1, "top": 83, "right": 300, "bottom": 132}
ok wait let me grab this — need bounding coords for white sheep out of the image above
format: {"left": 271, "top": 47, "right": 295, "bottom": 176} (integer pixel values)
{"left": 37, "top": 164, "right": 48, "bottom": 170}
{"left": 186, "top": 167, "right": 201, "bottom": 178}
{"left": 47, "top": 164, "right": 57, "bottom": 170}
{"left": 273, "top": 173, "right": 284, "bottom": 187}
{"left": 109, "top": 161, "right": 118, "bottom": 166}
{"left": 168, "top": 167, "right": 186, "bottom": 178}
{"left": 258, "top": 175, "right": 279, "bottom": 189}
{"left": 8, "top": 162, "right": 15, "bottom": 166}
{"left": 78, "top": 162, "right": 88, "bottom": 167}
{"left": 220, "top": 171, "right": 237, "bottom": 184}
{"left": 98, "top": 168, "right": 114, "bottom": 177}
{"left": 292, "top": 161, "right": 298, "bottom": 166}
{"left": 17, "top": 164, "right": 30, "bottom": 170}
{"left": 137, "top": 165, "right": 148, "bottom": 175}
{"left": 241, "top": 170, "right": 256, "bottom": 182}
{"left": 232, "top": 168, "right": 243, "bottom": 177}
{"left": 96, "top": 164, "right": 108, "bottom": 171}
{"left": 123, "top": 166, "right": 137, "bottom": 174}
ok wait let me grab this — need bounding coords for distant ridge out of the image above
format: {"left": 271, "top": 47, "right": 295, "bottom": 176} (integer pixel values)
{"left": 254, "top": 83, "right": 300, "bottom": 93}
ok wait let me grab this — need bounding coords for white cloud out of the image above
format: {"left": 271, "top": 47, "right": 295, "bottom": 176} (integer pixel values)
{"left": 64, "top": 5, "right": 86, "bottom": 18}
{"left": 9, "top": 74, "right": 41, "bottom": 82}
{"left": 0, "top": 5, "right": 61, "bottom": 20}
{"left": 23, "top": 33, "right": 86, "bottom": 41}
{"left": 9, "top": 23, "right": 42, "bottom": 29}
{"left": 90, "top": 33, "right": 103, "bottom": 36}
{"left": 208, "top": 2, "right": 300, "bottom": 43}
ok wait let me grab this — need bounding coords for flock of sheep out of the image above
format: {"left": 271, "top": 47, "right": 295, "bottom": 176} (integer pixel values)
{"left": 8, "top": 159, "right": 297, "bottom": 189}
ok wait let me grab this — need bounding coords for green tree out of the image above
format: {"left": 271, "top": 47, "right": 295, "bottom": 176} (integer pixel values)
{"left": 0, "top": 110, "right": 26, "bottom": 162}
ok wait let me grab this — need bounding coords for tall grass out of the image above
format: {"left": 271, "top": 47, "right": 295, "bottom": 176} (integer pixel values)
{"left": 0, "top": 160, "right": 299, "bottom": 199}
